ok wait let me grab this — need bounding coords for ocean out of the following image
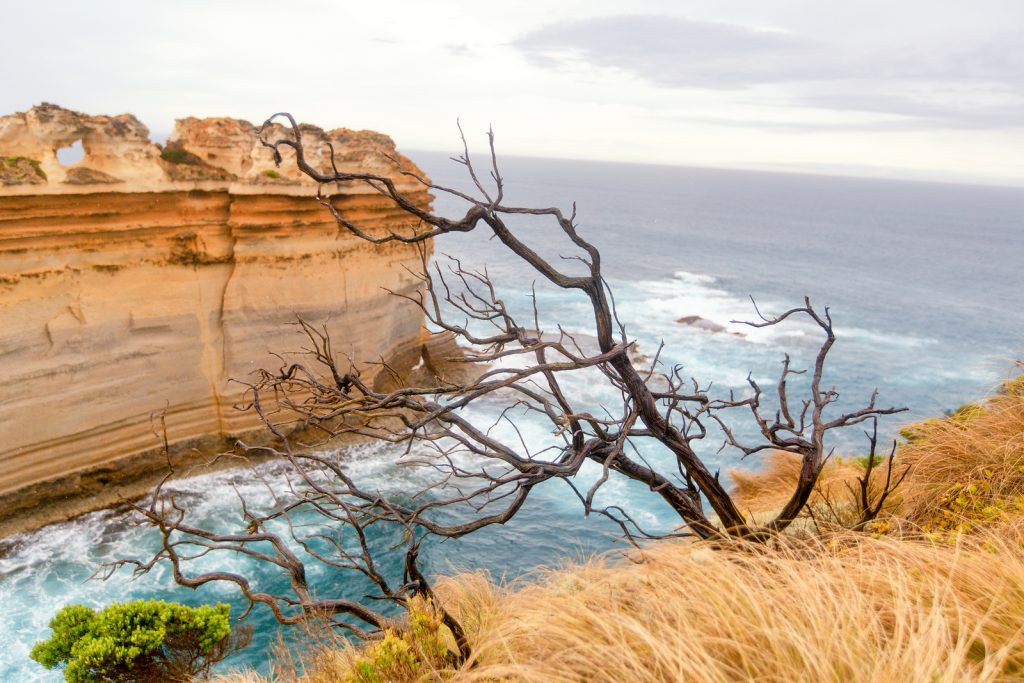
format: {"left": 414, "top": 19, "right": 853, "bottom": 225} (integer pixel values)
{"left": 2, "top": 154, "right": 1021, "bottom": 679}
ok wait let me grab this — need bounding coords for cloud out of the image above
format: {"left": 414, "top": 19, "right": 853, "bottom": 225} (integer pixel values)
{"left": 514, "top": 15, "right": 823, "bottom": 89}
{"left": 789, "top": 90, "right": 1024, "bottom": 131}
{"left": 514, "top": 14, "right": 1024, "bottom": 130}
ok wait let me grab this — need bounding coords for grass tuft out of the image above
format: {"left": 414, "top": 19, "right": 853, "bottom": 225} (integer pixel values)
{"left": 895, "top": 366, "right": 1024, "bottom": 535}
{"left": 211, "top": 366, "right": 1024, "bottom": 683}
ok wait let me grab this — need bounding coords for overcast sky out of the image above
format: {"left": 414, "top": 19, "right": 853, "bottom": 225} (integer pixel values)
{"left": 3, "top": 0, "right": 1023, "bottom": 186}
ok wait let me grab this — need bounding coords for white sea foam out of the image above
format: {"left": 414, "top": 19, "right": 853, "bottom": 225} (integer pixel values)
{"left": 616, "top": 270, "right": 936, "bottom": 353}
{"left": 670, "top": 270, "right": 718, "bottom": 286}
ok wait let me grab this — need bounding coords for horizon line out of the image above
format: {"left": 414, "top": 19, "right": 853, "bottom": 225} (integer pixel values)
{"left": 401, "top": 146, "right": 1024, "bottom": 192}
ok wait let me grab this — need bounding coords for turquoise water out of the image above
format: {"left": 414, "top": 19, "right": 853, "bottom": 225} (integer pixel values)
{"left": 2, "top": 157, "right": 1021, "bottom": 680}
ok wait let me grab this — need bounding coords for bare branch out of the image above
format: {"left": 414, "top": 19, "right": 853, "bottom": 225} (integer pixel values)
{"left": 117, "top": 115, "right": 908, "bottom": 654}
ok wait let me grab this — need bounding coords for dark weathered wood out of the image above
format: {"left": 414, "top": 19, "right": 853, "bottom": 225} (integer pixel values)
{"left": 112, "top": 115, "right": 907, "bottom": 658}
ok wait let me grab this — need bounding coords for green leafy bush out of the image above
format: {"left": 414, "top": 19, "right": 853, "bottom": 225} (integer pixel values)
{"left": 343, "top": 598, "right": 455, "bottom": 683}
{"left": 30, "top": 600, "right": 250, "bottom": 682}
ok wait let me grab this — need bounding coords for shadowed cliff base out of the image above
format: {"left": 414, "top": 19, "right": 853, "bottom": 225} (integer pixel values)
{"left": 0, "top": 329, "right": 473, "bottom": 538}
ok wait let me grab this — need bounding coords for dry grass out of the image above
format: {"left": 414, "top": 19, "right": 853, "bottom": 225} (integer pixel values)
{"left": 217, "top": 529, "right": 1024, "bottom": 683}
{"left": 213, "top": 370, "right": 1024, "bottom": 683}
{"left": 213, "top": 672, "right": 263, "bottom": 683}
{"left": 729, "top": 450, "right": 869, "bottom": 518}
{"left": 451, "top": 531, "right": 1024, "bottom": 683}
{"left": 727, "top": 370, "right": 1024, "bottom": 534}
{"left": 897, "top": 373, "right": 1024, "bottom": 530}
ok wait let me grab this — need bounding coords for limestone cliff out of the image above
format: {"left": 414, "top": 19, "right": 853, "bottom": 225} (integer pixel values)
{"left": 0, "top": 104, "right": 432, "bottom": 515}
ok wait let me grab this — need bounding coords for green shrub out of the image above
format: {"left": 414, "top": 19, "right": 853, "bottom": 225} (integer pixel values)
{"left": 346, "top": 632, "right": 420, "bottom": 683}
{"left": 160, "top": 147, "right": 203, "bottom": 165}
{"left": 343, "top": 598, "right": 455, "bottom": 683}
{"left": 1001, "top": 373, "right": 1024, "bottom": 396}
{"left": 922, "top": 475, "right": 1024, "bottom": 538}
{"left": 30, "top": 600, "right": 250, "bottom": 682}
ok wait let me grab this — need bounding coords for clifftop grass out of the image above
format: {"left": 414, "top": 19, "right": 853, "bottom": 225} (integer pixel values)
{"left": 897, "top": 373, "right": 1024, "bottom": 534}
{"left": 217, "top": 369, "right": 1024, "bottom": 683}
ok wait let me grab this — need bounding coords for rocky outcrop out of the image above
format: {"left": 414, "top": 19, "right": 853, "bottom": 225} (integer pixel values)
{"left": 0, "top": 104, "right": 433, "bottom": 513}
{"left": 675, "top": 315, "right": 727, "bottom": 334}
{"left": 675, "top": 315, "right": 745, "bottom": 337}
{"left": 0, "top": 103, "right": 424, "bottom": 192}
{"left": 0, "top": 103, "right": 165, "bottom": 186}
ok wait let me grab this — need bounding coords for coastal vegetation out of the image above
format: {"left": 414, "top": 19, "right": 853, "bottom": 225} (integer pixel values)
{"left": 31, "top": 600, "right": 250, "bottom": 682}
{"left": 214, "top": 369, "right": 1024, "bottom": 682}
{"left": 159, "top": 146, "right": 204, "bottom": 166}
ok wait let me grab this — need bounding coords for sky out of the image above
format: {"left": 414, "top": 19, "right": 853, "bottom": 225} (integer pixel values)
{"left": 3, "top": 0, "right": 1023, "bottom": 186}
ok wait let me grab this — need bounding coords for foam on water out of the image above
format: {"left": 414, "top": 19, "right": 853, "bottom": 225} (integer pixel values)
{"left": 0, "top": 439, "right": 630, "bottom": 680}
{"left": 627, "top": 270, "right": 937, "bottom": 350}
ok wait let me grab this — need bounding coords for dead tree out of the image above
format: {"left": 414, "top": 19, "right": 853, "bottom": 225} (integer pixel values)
{"left": 111, "top": 114, "right": 906, "bottom": 656}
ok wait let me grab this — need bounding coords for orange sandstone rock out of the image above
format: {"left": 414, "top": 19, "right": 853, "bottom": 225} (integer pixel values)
{"left": 0, "top": 102, "right": 165, "bottom": 185}
{"left": 0, "top": 104, "right": 433, "bottom": 513}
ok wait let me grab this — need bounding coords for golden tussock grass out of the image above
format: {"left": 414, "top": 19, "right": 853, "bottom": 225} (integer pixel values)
{"left": 728, "top": 369, "right": 1024, "bottom": 534}
{"left": 897, "top": 373, "right": 1024, "bottom": 530}
{"left": 729, "top": 450, "right": 869, "bottom": 517}
{"left": 449, "top": 530, "right": 1024, "bottom": 682}
{"left": 215, "top": 370, "right": 1024, "bottom": 683}
{"left": 218, "top": 529, "right": 1024, "bottom": 683}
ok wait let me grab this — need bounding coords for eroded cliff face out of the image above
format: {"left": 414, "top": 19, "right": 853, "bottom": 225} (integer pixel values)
{"left": 0, "top": 104, "right": 432, "bottom": 507}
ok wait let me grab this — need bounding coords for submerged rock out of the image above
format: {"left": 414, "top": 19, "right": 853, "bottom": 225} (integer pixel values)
{"left": 675, "top": 315, "right": 745, "bottom": 337}
{"left": 676, "top": 315, "right": 726, "bottom": 333}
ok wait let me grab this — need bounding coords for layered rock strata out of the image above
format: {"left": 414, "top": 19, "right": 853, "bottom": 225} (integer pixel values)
{"left": 0, "top": 104, "right": 433, "bottom": 519}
